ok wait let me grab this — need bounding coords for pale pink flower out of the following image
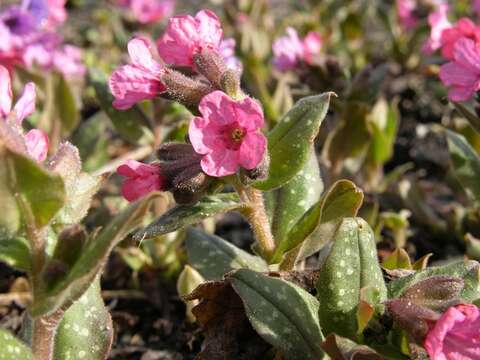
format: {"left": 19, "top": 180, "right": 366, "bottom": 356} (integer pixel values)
{"left": 156, "top": 9, "right": 223, "bottom": 68}
{"left": 272, "top": 27, "right": 304, "bottom": 71}
{"left": 117, "top": 160, "right": 166, "bottom": 201}
{"left": 441, "top": 18, "right": 480, "bottom": 60}
{"left": 0, "top": 64, "right": 49, "bottom": 162}
{"left": 423, "top": 3, "right": 452, "bottom": 54}
{"left": 0, "top": 65, "right": 36, "bottom": 124}
{"left": 109, "top": 37, "right": 166, "bottom": 110}
{"left": 189, "top": 91, "right": 266, "bottom": 177}
{"left": 424, "top": 304, "right": 480, "bottom": 360}
{"left": 396, "top": 0, "right": 418, "bottom": 30}
{"left": 130, "top": 0, "right": 174, "bottom": 24}
{"left": 439, "top": 37, "right": 480, "bottom": 101}
{"left": 52, "top": 45, "right": 86, "bottom": 77}
{"left": 219, "top": 38, "right": 243, "bottom": 73}
{"left": 302, "top": 31, "right": 323, "bottom": 64}
{"left": 24, "top": 129, "right": 49, "bottom": 162}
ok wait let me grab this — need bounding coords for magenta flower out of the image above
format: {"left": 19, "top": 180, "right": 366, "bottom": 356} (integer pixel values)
{"left": 117, "top": 160, "right": 166, "bottom": 202}
{"left": 302, "top": 31, "right": 323, "bottom": 64}
{"left": 441, "top": 18, "right": 480, "bottom": 60}
{"left": 424, "top": 304, "right": 480, "bottom": 360}
{"left": 272, "top": 27, "right": 304, "bottom": 71}
{"left": 109, "top": 37, "right": 166, "bottom": 110}
{"left": 189, "top": 91, "right": 267, "bottom": 177}
{"left": 272, "top": 28, "right": 323, "bottom": 71}
{"left": 439, "top": 37, "right": 480, "bottom": 101}
{"left": 396, "top": 0, "right": 418, "bottom": 30}
{"left": 156, "top": 9, "right": 223, "bottom": 68}
{"left": 0, "top": 64, "right": 49, "bottom": 162}
{"left": 423, "top": 3, "right": 452, "bottom": 54}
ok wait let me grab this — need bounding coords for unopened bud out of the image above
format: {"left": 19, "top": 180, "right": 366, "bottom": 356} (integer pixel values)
{"left": 240, "top": 152, "right": 270, "bottom": 183}
{"left": 161, "top": 69, "right": 213, "bottom": 111}
{"left": 52, "top": 224, "right": 87, "bottom": 266}
{"left": 193, "top": 48, "right": 227, "bottom": 89}
{"left": 220, "top": 69, "right": 242, "bottom": 99}
{"left": 42, "top": 259, "right": 69, "bottom": 286}
{"left": 386, "top": 299, "right": 440, "bottom": 344}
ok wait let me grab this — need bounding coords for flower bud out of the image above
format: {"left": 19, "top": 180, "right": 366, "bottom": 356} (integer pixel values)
{"left": 161, "top": 69, "right": 213, "bottom": 111}
{"left": 52, "top": 224, "right": 87, "bottom": 267}
{"left": 157, "top": 142, "right": 212, "bottom": 204}
{"left": 220, "top": 69, "right": 242, "bottom": 99}
{"left": 193, "top": 48, "right": 227, "bottom": 89}
{"left": 386, "top": 299, "right": 440, "bottom": 344}
{"left": 240, "top": 152, "right": 270, "bottom": 184}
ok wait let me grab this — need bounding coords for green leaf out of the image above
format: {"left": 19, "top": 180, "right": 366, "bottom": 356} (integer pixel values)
{"left": 388, "top": 260, "right": 480, "bottom": 302}
{"left": 0, "top": 329, "right": 34, "bottom": 359}
{"left": 0, "top": 237, "right": 30, "bottom": 271}
{"left": 321, "top": 333, "right": 384, "bottom": 360}
{"left": 134, "top": 193, "right": 243, "bottom": 240}
{"left": 54, "top": 73, "right": 79, "bottom": 136}
{"left": 382, "top": 248, "right": 412, "bottom": 270}
{"left": 54, "top": 279, "right": 113, "bottom": 360}
{"left": 454, "top": 102, "right": 480, "bottom": 134}
{"left": 366, "top": 98, "right": 399, "bottom": 165}
{"left": 270, "top": 149, "right": 323, "bottom": 245}
{"left": 30, "top": 194, "right": 156, "bottom": 317}
{"left": 446, "top": 129, "right": 480, "bottom": 203}
{"left": 0, "top": 158, "right": 21, "bottom": 235}
{"left": 4, "top": 147, "right": 66, "bottom": 228}
{"left": 89, "top": 70, "right": 153, "bottom": 144}
{"left": 316, "top": 218, "right": 387, "bottom": 339}
{"left": 255, "top": 93, "right": 333, "bottom": 190}
{"left": 277, "top": 180, "right": 363, "bottom": 267}
{"left": 230, "top": 269, "right": 325, "bottom": 360}
{"left": 185, "top": 228, "right": 268, "bottom": 280}
{"left": 48, "top": 143, "right": 105, "bottom": 226}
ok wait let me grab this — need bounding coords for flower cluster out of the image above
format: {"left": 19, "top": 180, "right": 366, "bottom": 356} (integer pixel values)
{"left": 116, "top": 0, "right": 175, "bottom": 24}
{"left": 111, "top": 10, "right": 266, "bottom": 202}
{"left": 0, "top": 0, "right": 84, "bottom": 77}
{"left": 0, "top": 65, "right": 48, "bottom": 162}
{"left": 272, "top": 27, "right": 323, "bottom": 71}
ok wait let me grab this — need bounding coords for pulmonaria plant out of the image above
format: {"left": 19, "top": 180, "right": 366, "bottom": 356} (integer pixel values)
{"left": 272, "top": 27, "right": 323, "bottom": 71}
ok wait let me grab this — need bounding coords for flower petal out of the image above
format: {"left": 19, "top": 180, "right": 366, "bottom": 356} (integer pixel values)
{"left": 0, "top": 65, "right": 13, "bottom": 117}
{"left": 195, "top": 10, "right": 223, "bottom": 49}
{"left": 198, "top": 90, "right": 236, "bottom": 125}
{"left": 453, "top": 38, "right": 480, "bottom": 73}
{"left": 13, "top": 82, "right": 36, "bottom": 124}
{"left": 238, "top": 132, "right": 267, "bottom": 170}
{"left": 24, "top": 129, "right": 49, "bottom": 162}
{"left": 200, "top": 149, "right": 239, "bottom": 177}
{"left": 128, "top": 37, "right": 163, "bottom": 75}
{"left": 235, "top": 96, "right": 265, "bottom": 130}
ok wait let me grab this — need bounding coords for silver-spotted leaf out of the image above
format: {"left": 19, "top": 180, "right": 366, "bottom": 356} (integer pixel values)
{"left": 255, "top": 93, "right": 333, "bottom": 190}
{"left": 186, "top": 228, "right": 268, "bottom": 280}
{"left": 230, "top": 269, "right": 325, "bottom": 360}
{"left": 0, "top": 329, "right": 34, "bottom": 359}
{"left": 316, "top": 218, "right": 387, "bottom": 339}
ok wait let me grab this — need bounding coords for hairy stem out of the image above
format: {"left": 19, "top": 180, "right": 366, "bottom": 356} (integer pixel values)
{"left": 234, "top": 180, "right": 276, "bottom": 258}
{"left": 31, "top": 310, "right": 64, "bottom": 360}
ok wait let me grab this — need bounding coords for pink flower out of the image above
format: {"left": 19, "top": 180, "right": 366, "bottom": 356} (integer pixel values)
{"left": 439, "top": 37, "right": 480, "bottom": 101}
{"left": 130, "top": 0, "right": 174, "bottom": 24}
{"left": 117, "top": 160, "right": 166, "bottom": 201}
{"left": 424, "top": 304, "right": 480, "bottom": 360}
{"left": 0, "top": 65, "right": 36, "bottom": 124}
{"left": 45, "top": 0, "right": 67, "bottom": 26}
{"left": 109, "top": 37, "right": 166, "bottom": 110}
{"left": 52, "top": 45, "right": 86, "bottom": 77}
{"left": 396, "top": 0, "right": 418, "bottom": 30}
{"left": 423, "top": 3, "right": 452, "bottom": 54}
{"left": 302, "top": 31, "right": 323, "bottom": 64}
{"left": 441, "top": 18, "right": 480, "bottom": 60}
{"left": 474, "top": 0, "right": 480, "bottom": 16}
{"left": 272, "top": 27, "right": 304, "bottom": 71}
{"left": 0, "top": 64, "right": 49, "bottom": 162}
{"left": 189, "top": 91, "right": 267, "bottom": 177}
{"left": 24, "top": 129, "right": 49, "bottom": 162}
{"left": 156, "top": 9, "right": 223, "bottom": 68}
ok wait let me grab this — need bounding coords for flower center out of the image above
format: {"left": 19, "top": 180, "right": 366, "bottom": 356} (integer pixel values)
{"left": 220, "top": 124, "right": 246, "bottom": 150}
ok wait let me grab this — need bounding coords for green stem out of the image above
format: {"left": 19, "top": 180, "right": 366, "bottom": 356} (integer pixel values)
{"left": 233, "top": 180, "right": 276, "bottom": 258}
